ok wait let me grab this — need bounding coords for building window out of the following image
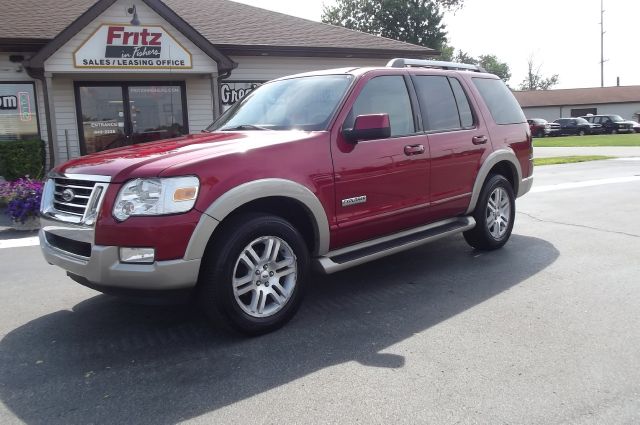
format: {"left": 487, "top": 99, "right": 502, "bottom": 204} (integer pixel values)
{"left": 571, "top": 108, "right": 597, "bottom": 117}
{"left": 0, "top": 82, "right": 40, "bottom": 142}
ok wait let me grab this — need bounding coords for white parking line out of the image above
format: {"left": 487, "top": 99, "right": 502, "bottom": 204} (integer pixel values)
{"left": 532, "top": 176, "right": 640, "bottom": 193}
{"left": 0, "top": 236, "right": 40, "bottom": 249}
{"left": 612, "top": 157, "right": 640, "bottom": 161}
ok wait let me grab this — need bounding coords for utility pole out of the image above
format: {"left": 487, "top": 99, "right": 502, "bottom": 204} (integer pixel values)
{"left": 600, "top": 0, "right": 605, "bottom": 87}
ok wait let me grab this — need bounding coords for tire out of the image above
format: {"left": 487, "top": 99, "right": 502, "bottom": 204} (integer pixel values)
{"left": 578, "top": 130, "right": 586, "bottom": 136}
{"left": 537, "top": 129, "right": 545, "bottom": 138}
{"left": 611, "top": 129, "right": 618, "bottom": 134}
{"left": 198, "top": 213, "right": 309, "bottom": 335}
{"left": 463, "top": 174, "right": 515, "bottom": 251}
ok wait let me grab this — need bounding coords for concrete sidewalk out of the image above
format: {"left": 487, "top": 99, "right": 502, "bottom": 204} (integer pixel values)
{"left": 534, "top": 146, "right": 640, "bottom": 158}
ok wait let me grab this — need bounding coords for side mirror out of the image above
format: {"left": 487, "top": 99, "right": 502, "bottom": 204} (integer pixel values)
{"left": 343, "top": 113, "right": 391, "bottom": 142}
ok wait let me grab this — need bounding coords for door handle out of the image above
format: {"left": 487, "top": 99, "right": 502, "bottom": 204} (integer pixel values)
{"left": 404, "top": 144, "right": 425, "bottom": 155}
{"left": 472, "top": 135, "right": 488, "bottom": 145}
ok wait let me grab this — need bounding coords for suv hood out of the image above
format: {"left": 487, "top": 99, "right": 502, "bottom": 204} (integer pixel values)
{"left": 54, "top": 131, "right": 322, "bottom": 182}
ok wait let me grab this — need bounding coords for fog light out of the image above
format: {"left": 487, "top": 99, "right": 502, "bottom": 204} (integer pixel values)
{"left": 119, "top": 247, "right": 155, "bottom": 264}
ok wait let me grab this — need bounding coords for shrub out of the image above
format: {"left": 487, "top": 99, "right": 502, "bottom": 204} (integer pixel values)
{"left": 0, "top": 177, "right": 44, "bottom": 223}
{"left": 0, "top": 139, "right": 46, "bottom": 181}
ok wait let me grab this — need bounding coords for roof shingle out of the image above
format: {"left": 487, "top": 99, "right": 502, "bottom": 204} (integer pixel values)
{"left": 0, "top": 0, "right": 435, "bottom": 55}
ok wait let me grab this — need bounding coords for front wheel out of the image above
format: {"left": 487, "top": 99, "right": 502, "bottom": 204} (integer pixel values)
{"left": 464, "top": 174, "right": 515, "bottom": 250}
{"left": 578, "top": 129, "right": 586, "bottom": 136}
{"left": 198, "top": 213, "right": 309, "bottom": 335}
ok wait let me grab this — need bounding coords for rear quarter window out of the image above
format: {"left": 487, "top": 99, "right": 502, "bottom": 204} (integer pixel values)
{"left": 472, "top": 78, "right": 526, "bottom": 125}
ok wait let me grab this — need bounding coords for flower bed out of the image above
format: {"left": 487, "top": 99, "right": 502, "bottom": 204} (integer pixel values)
{"left": 0, "top": 177, "right": 44, "bottom": 225}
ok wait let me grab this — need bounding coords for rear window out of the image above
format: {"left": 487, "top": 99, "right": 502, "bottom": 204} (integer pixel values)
{"left": 472, "top": 78, "right": 526, "bottom": 125}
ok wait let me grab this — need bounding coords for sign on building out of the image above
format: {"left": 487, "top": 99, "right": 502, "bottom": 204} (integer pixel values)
{"left": 74, "top": 24, "right": 192, "bottom": 69}
{"left": 220, "top": 82, "right": 263, "bottom": 111}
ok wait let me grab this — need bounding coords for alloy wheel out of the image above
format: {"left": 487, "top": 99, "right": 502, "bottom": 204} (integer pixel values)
{"left": 486, "top": 187, "right": 511, "bottom": 239}
{"left": 232, "top": 236, "right": 297, "bottom": 318}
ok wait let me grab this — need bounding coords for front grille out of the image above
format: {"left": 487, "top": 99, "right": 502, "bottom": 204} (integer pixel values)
{"left": 45, "top": 232, "right": 92, "bottom": 258}
{"left": 52, "top": 178, "right": 97, "bottom": 217}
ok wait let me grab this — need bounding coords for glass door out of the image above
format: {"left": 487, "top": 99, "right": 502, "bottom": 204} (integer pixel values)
{"left": 128, "top": 86, "right": 185, "bottom": 144}
{"left": 77, "top": 85, "right": 128, "bottom": 154}
{"left": 76, "top": 82, "right": 188, "bottom": 155}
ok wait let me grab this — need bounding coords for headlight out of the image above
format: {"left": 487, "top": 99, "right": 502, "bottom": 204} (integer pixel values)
{"left": 113, "top": 176, "right": 199, "bottom": 221}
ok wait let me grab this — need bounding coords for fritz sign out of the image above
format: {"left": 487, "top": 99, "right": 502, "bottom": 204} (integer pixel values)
{"left": 74, "top": 24, "right": 192, "bottom": 69}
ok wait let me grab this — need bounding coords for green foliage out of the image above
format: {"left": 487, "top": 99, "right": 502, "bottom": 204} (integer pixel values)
{"left": 533, "top": 156, "right": 612, "bottom": 166}
{"left": 534, "top": 133, "right": 640, "bottom": 147}
{"left": 322, "top": 0, "right": 449, "bottom": 50}
{"left": 437, "top": 46, "right": 512, "bottom": 82}
{"left": 519, "top": 57, "right": 559, "bottom": 90}
{"left": 0, "top": 139, "right": 46, "bottom": 181}
{"left": 477, "top": 54, "right": 511, "bottom": 82}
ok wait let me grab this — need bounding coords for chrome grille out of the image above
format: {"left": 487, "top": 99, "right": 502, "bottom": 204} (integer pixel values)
{"left": 53, "top": 178, "right": 97, "bottom": 217}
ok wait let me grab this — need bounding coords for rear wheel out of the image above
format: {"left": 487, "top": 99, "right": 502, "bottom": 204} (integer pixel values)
{"left": 578, "top": 129, "right": 586, "bottom": 136}
{"left": 198, "top": 213, "right": 309, "bottom": 335}
{"left": 464, "top": 174, "right": 515, "bottom": 250}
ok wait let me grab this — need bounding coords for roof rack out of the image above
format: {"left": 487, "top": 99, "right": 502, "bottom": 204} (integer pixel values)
{"left": 386, "top": 58, "right": 486, "bottom": 73}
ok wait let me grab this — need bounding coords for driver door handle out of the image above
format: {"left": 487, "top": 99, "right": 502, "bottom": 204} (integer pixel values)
{"left": 472, "top": 135, "right": 488, "bottom": 145}
{"left": 404, "top": 144, "right": 425, "bottom": 156}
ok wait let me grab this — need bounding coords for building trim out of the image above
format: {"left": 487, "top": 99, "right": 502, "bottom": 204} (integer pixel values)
{"left": 217, "top": 44, "right": 440, "bottom": 59}
{"left": 24, "top": 0, "right": 236, "bottom": 73}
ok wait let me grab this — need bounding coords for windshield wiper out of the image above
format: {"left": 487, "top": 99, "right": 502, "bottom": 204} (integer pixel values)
{"left": 220, "top": 124, "right": 272, "bottom": 131}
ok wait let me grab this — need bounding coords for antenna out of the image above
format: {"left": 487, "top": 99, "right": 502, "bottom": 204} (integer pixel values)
{"left": 600, "top": 0, "right": 606, "bottom": 87}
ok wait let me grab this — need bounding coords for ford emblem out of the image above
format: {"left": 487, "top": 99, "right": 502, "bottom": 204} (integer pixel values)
{"left": 62, "top": 188, "right": 76, "bottom": 203}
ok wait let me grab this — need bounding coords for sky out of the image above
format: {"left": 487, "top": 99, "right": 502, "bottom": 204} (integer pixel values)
{"left": 233, "top": 0, "right": 640, "bottom": 89}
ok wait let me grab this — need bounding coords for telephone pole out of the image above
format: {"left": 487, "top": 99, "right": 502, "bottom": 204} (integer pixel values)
{"left": 600, "top": 0, "right": 605, "bottom": 87}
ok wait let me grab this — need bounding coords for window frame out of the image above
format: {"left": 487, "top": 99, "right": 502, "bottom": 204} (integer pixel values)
{"left": 0, "top": 80, "right": 41, "bottom": 142}
{"left": 342, "top": 74, "right": 421, "bottom": 139}
{"left": 409, "top": 74, "right": 477, "bottom": 135}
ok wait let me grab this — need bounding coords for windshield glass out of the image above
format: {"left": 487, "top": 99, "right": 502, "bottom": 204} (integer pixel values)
{"left": 208, "top": 75, "right": 353, "bottom": 132}
{"left": 576, "top": 118, "right": 589, "bottom": 124}
{"left": 610, "top": 115, "right": 624, "bottom": 122}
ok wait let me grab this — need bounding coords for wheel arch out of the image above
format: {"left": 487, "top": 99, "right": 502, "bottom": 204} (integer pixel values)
{"left": 465, "top": 150, "right": 522, "bottom": 215}
{"left": 184, "top": 179, "right": 330, "bottom": 260}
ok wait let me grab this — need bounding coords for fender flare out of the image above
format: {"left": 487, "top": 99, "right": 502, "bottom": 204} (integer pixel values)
{"left": 465, "top": 149, "right": 523, "bottom": 215}
{"left": 184, "top": 179, "right": 330, "bottom": 260}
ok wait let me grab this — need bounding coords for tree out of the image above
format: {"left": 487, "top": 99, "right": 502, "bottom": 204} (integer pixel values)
{"left": 519, "top": 57, "right": 559, "bottom": 91}
{"left": 477, "top": 54, "right": 511, "bottom": 82}
{"left": 436, "top": 47, "right": 511, "bottom": 82}
{"left": 322, "top": 0, "right": 450, "bottom": 50}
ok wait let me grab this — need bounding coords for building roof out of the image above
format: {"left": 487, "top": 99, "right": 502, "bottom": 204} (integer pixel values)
{"left": 514, "top": 86, "right": 640, "bottom": 108}
{"left": 0, "top": 0, "right": 436, "bottom": 58}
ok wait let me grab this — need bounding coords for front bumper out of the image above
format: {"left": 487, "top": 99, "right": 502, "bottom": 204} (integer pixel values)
{"left": 40, "top": 226, "right": 201, "bottom": 291}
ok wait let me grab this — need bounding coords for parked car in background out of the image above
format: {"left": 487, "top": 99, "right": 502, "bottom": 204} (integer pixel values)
{"left": 554, "top": 118, "right": 602, "bottom": 136}
{"left": 628, "top": 120, "right": 640, "bottom": 133}
{"left": 581, "top": 114, "right": 634, "bottom": 134}
{"left": 527, "top": 118, "right": 560, "bottom": 137}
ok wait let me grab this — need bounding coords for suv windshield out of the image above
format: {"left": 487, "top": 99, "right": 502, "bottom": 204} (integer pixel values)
{"left": 208, "top": 75, "right": 353, "bottom": 132}
{"left": 576, "top": 118, "right": 589, "bottom": 124}
{"left": 609, "top": 115, "right": 624, "bottom": 122}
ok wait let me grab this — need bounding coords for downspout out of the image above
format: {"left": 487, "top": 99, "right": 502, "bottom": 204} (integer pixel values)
{"left": 25, "top": 66, "right": 55, "bottom": 171}
{"left": 214, "top": 69, "right": 233, "bottom": 117}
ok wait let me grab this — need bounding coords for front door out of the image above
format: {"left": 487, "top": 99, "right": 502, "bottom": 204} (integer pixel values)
{"left": 75, "top": 82, "right": 188, "bottom": 155}
{"left": 330, "top": 73, "right": 430, "bottom": 249}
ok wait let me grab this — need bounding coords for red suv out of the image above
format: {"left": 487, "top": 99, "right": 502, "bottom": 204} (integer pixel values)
{"left": 40, "top": 59, "right": 533, "bottom": 334}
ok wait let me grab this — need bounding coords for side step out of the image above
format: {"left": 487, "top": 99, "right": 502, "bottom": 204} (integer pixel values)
{"left": 314, "top": 216, "right": 475, "bottom": 274}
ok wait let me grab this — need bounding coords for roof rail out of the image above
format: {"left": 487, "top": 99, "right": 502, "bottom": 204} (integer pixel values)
{"left": 386, "top": 58, "right": 487, "bottom": 73}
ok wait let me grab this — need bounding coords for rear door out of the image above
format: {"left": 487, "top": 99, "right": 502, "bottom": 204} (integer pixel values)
{"left": 330, "top": 72, "right": 430, "bottom": 248}
{"left": 411, "top": 73, "right": 490, "bottom": 221}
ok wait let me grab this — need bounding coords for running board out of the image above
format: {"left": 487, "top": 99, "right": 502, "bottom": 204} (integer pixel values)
{"left": 314, "top": 217, "right": 476, "bottom": 274}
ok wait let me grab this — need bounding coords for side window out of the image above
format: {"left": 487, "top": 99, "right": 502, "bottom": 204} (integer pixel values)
{"left": 472, "top": 78, "right": 526, "bottom": 125}
{"left": 343, "top": 76, "right": 415, "bottom": 137}
{"left": 413, "top": 75, "right": 461, "bottom": 131}
{"left": 449, "top": 78, "right": 474, "bottom": 128}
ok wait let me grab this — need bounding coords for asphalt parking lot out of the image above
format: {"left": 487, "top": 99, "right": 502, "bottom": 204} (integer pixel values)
{"left": 0, "top": 158, "right": 639, "bottom": 425}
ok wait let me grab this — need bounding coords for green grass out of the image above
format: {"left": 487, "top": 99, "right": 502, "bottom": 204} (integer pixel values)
{"left": 534, "top": 133, "right": 640, "bottom": 147}
{"left": 534, "top": 156, "right": 613, "bottom": 166}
